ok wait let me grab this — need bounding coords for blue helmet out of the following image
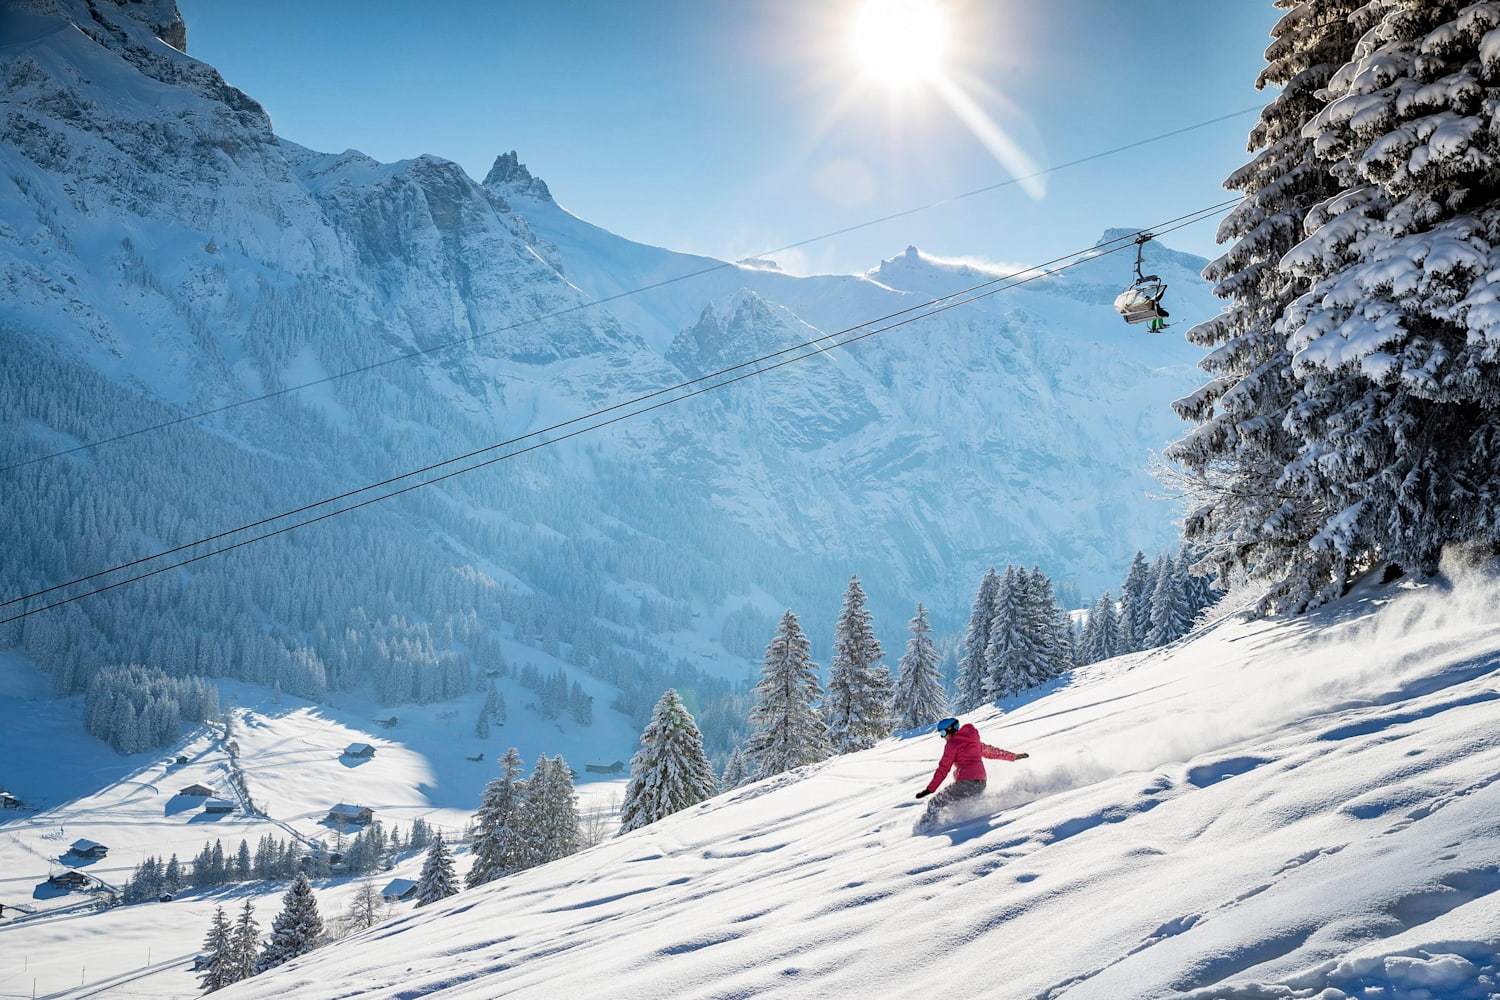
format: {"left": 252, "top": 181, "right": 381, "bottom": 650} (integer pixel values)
{"left": 935, "top": 717, "right": 960, "bottom": 736}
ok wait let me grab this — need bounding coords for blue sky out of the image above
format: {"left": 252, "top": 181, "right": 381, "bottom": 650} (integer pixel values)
{"left": 180, "top": 0, "right": 1280, "bottom": 274}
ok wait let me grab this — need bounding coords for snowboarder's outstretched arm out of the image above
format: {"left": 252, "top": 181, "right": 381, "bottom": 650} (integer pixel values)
{"left": 981, "top": 744, "right": 1028, "bottom": 762}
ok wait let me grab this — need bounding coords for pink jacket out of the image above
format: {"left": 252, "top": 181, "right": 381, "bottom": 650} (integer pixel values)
{"left": 925, "top": 724, "right": 1020, "bottom": 794}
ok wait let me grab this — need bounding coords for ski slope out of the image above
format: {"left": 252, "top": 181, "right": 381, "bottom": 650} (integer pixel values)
{"left": 216, "top": 571, "right": 1500, "bottom": 1000}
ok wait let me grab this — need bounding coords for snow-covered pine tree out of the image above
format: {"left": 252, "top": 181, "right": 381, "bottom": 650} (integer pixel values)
{"left": 528, "top": 756, "right": 579, "bottom": 863}
{"left": 890, "top": 603, "right": 947, "bottom": 730}
{"left": 231, "top": 899, "right": 258, "bottom": 984}
{"left": 618, "top": 689, "right": 719, "bottom": 834}
{"left": 1054, "top": 606, "right": 1078, "bottom": 673}
{"left": 1025, "top": 568, "right": 1072, "bottom": 679}
{"left": 1118, "top": 551, "right": 1153, "bottom": 653}
{"left": 415, "top": 832, "right": 459, "bottom": 907}
{"left": 1168, "top": 0, "right": 1371, "bottom": 611}
{"left": 1146, "top": 556, "right": 1194, "bottom": 648}
{"left": 720, "top": 747, "right": 746, "bottom": 789}
{"left": 825, "top": 576, "right": 893, "bottom": 752}
{"left": 955, "top": 569, "right": 1000, "bottom": 711}
{"left": 199, "top": 905, "right": 235, "bottom": 992}
{"left": 1078, "top": 592, "right": 1119, "bottom": 665}
{"left": 254, "top": 873, "right": 323, "bottom": 973}
{"left": 409, "top": 817, "right": 432, "bottom": 851}
{"left": 744, "top": 611, "right": 831, "bottom": 779}
{"left": 986, "top": 568, "right": 1051, "bottom": 699}
{"left": 1182, "top": 546, "right": 1222, "bottom": 616}
{"left": 466, "top": 747, "right": 528, "bottom": 888}
{"left": 1267, "top": 0, "right": 1500, "bottom": 604}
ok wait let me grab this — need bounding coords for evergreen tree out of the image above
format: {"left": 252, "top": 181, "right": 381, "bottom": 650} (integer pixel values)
{"left": 199, "top": 905, "right": 235, "bottom": 993}
{"left": 255, "top": 873, "right": 323, "bottom": 973}
{"left": 1167, "top": 0, "right": 1374, "bottom": 611}
{"left": 1181, "top": 547, "right": 1222, "bottom": 617}
{"left": 825, "top": 577, "right": 892, "bottom": 752}
{"left": 466, "top": 747, "right": 528, "bottom": 888}
{"left": 1118, "top": 551, "right": 1153, "bottom": 653}
{"left": 744, "top": 611, "right": 830, "bottom": 779}
{"left": 415, "top": 833, "right": 459, "bottom": 907}
{"left": 1053, "top": 606, "right": 1078, "bottom": 673}
{"left": 474, "top": 710, "right": 490, "bottom": 739}
{"left": 955, "top": 569, "right": 1000, "bottom": 711}
{"left": 1267, "top": 0, "right": 1500, "bottom": 605}
{"left": 890, "top": 603, "right": 947, "bottom": 729}
{"left": 526, "top": 756, "right": 579, "bottom": 863}
{"left": 1026, "top": 568, "right": 1072, "bottom": 679}
{"left": 1147, "top": 556, "right": 1194, "bottom": 648}
{"left": 1078, "top": 592, "right": 1120, "bottom": 665}
{"left": 231, "top": 900, "right": 259, "bottom": 984}
{"left": 409, "top": 817, "right": 432, "bottom": 851}
{"left": 720, "top": 747, "right": 746, "bottom": 789}
{"left": 235, "top": 840, "right": 251, "bottom": 881}
{"left": 619, "top": 689, "right": 719, "bottom": 834}
{"left": 986, "top": 568, "right": 1051, "bottom": 699}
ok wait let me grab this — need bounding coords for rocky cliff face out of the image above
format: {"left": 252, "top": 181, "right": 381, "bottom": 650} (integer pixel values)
{"left": 0, "top": 0, "right": 1213, "bottom": 740}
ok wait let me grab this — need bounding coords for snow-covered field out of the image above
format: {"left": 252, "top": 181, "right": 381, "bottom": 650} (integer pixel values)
{"left": 0, "top": 659, "right": 626, "bottom": 999}
{"left": 190, "top": 572, "right": 1500, "bottom": 1000}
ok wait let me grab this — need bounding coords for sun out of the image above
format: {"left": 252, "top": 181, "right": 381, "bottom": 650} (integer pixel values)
{"left": 851, "top": 0, "right": 950, "bottom": 88}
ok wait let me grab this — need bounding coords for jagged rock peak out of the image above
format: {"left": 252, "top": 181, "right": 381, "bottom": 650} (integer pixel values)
{"left": 483, "top": 151, "right": 552, "bottom": 202}
{"left": 115, "top": 0, "right": 188, "bottom": 52}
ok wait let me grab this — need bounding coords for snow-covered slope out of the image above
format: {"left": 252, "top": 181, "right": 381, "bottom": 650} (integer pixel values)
{"left": 0, "top": 652, "right": 626, "bottom": 996}
{"left": 216, "top": 572, "right": 1500, "bottom": 1000}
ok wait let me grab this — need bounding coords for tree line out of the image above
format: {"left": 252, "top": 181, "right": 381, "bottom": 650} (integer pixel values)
{"left": 83, "top": 665, "right": 219, "bottom": 754}
{"left": 125, "top": 821, "right": 437, "bottom": 903}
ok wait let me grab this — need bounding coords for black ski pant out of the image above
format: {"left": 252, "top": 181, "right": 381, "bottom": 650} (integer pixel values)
{"left": 920, "top": 778, "right": 986, "bottom": 828}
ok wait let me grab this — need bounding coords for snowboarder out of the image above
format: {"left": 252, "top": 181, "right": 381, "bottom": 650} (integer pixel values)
{"left": 914, "top": 717, "right": 1026, "bottom": 829}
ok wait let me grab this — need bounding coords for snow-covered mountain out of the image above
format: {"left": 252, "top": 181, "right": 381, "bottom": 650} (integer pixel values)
{"left": 1, "top": 0, "right": 1213, "bottom": 751}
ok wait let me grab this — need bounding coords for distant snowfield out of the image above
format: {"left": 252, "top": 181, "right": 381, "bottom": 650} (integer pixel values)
{"left": 0, "top": 660, "right": 626, "bottom": 999}
{"left": 183, "top": 571, "right": 1500, "bottom": 1000}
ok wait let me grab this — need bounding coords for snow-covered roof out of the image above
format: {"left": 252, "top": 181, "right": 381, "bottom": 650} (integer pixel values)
{"left": 202, "top": 798, "right": 234, "bottom": 811}
{"left": 343, "top": 742, "right": 376, "bottom": 756}
{"left": 381, "top": 878, "right": 417, "bottom": 900}
{"left": 69, "top": 839, "right": 104, "bottom": 853}
{"left": 328, "top": 803, "right": 371, "bottom": 817}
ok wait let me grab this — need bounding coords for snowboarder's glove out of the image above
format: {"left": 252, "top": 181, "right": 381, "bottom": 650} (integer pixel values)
{"left": 915, "top": 789, "right": 932, "bottom": 799}
{"left": 1016, "top": 753, "right": 1029, "bottom": 760}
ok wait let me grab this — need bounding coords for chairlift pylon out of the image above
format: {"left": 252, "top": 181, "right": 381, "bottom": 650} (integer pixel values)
{"left": 1114, "top": 233, "right": 1170, "bottom": 333}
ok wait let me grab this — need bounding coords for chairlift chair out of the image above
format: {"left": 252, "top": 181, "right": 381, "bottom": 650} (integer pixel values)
{"left": 1114, "top": 234, "right": 1170, "bottom": 332}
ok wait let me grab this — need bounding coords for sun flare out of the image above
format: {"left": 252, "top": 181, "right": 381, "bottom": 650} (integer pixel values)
{"left": 851, "top": 0, "right": 950, "bottom": 88}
